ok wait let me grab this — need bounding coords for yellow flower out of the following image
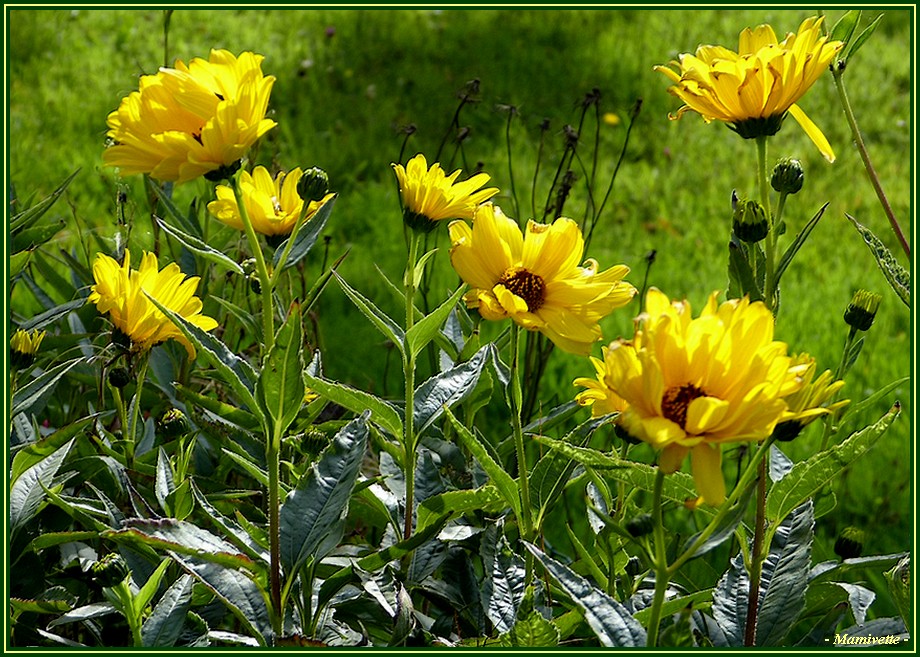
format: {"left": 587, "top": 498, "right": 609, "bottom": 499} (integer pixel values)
{"left": 10, "top": 328, "right": 46, "bottom": 368}
{"left": 654, "top": 17, "right": 843, "bottom": 161}
{"left": 392, "top": 153, "right": 499, "bottom": 232}
{"left": 449, "top": 203, "right": 636, "bottom": 355}
{"left": 578, "top": 288, "right": 807, "bottom": 505}
{"left": 207, "top": 166, "right": 335, "bottom": 238}
{"left": 574, "top": 348, "right": 630, "bottom": 417}
{"left": 103, "top": 50, "right": 276, "bottom": 183}
{"left": 773, "top": 355, "right": 849, "bottom": 441}
{"left": 88, "top": 249, "right": 218, "bottom": 358}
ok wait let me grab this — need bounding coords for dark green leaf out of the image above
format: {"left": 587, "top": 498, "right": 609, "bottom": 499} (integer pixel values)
{"left": 766, "top": 405, "right": 900, "bottom": 522}
{"left": 632, "top": 589, "right": 713, "bottom": 624}
{"left": 155, "top": 216, "right": 243, "bottom": 274}
{"left": 10, "top": 438, "right": 75, "bottom": 532}
{"left": 885, "top": 555, "right": 911, "bottom": 635}
{"left": 526, "top": 543, "right": 646, "bottom": 647}
{"left": 531, "top": 434, "right": 621, "bottom": 469}
{"left": 405, "top": 286, "right": 465, "bottom": 360}
{"left": 502, "top": 610, "right": 560, "bottom": 647}
{"left": 416, "top": 485, "right": 505, "bottom": 534}
{"left": 146, "top": 176, "right": 202, "bottom": 238}
{"left": 10, "top": 169, "right": 79, "bottom": 233}
{"left": 845, "top": 213, "right": 910, "bottom": 306}
{"left": 727, "top": 237, "right": 764, "bottom": 301}
{"left": 175, "top": 384, "right": 261, "bottom": 432}
{"left": 141, "top": 575, "right": 193, "bottom": 647}
{"left": 482, "top": 527, "right": 526, "bottom": 634}
{"left": 273, "top": 194, "right": 336, "bottom": 271}
{"left": 681, "top": 479, "right": 754, "bottom": 560}
{"left": 280, "top": 412, "right": 369, "bottom": 574}
{"left": 47, "top": 602, "right": 117, "bottom": 628}
{"left": 257, "top": 303, "right": 305, "bottom": 438}
{"left": 155, "top": 448, "right": 176, "bottom": 515}
{"left": 712, "top": 552, "right": 748, "bottom": 646}
{"left": 211, "top": 297, "right": 261, "bottom": 344}
{"left": 10, "top": 598, "right": 72, "bottom": 614}
{"left": 12, "top": 357, "right": 87, "bottom": 416}
{"left": 12, "top": 218, "right": 65, "bottom": 253}
{"left": 303, "top": 373, "right": 403, "bottom": 440}
{"left": 809, "top": 552, "right": 908, "bottom": 583}
{"left": 415, "top": 345, "right": 490, "bottom": 435}
{"left": 10, "top": 415, "right": 96, "bottom": 480}
{"left": 775, "top": 203, "right": 828, "bottom": 285}
{"left": 835, "top": 617, "right": 908, "bottom": 644}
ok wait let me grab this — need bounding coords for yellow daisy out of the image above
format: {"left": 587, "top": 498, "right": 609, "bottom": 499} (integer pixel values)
{"left": 773, "top": 354, "right": 848, "bottom": 441}
{"left": 392, "top": 153, "right": 498, "bottom": 232}
{"left": 449, "top": 203, "right": 636, "bottom": 356}
{"left": 578, "top": 288, "right": 807, "bottom": 505}
{"left": 10, "top": 328, "right": 46, "bottom": 369}
{"left": 207, "top": 166, "right": 335, "bottom": 238}
{"left": 103, "top": 50, "right": 276, "bottom": 183}
{"left": 654, "top": 17, "right": 843, "bottom": 161}
{"left": 88, "top": 249, "right": 218, "bottom": 358}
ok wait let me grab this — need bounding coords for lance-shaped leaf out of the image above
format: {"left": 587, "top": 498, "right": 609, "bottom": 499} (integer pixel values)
{"left": 405, "top": 285, "right": 466, "bottom": 360}
{"left": 16, "top": 299, "right": 85, "bottom": 332}
{"left": 144, "top": 292, "right": 262, "bottom": 420}
{"left": 10, "top": 438, "right": 75, "bottom": 532}
{"left": 774, "top": 202, "right": 828, "bottom": 286}
{"left": 482, "top": 525, "right": 526, "bottom": 634}
{"left": 766, "top": 404, "right": 900, "bottom": 523}
{"left": 155, "top": 215, "right": 243, "bottom": 275}
{"left": 756, "top": 501, "right": 814, "bottom": 646}
{"left": 712, "top": 551, "right": 749, "bottom": 646}
{"left": 12, "top": 357, "right": 87, "bottom": 417}
{"left": 146, "top": 176, "right": 203, "bottom": 237}
{"left": 273, "top": 194, "right": 336, "bottom": 271}
{"left": 526, "top": 543, "right": 646, "bottom": 647}
{"left": 257, "top": 303, "right": 305, "bottom": 439}
{"left": 333, "top": 272, "right": 405, "bottom": 355}
{"left": 303, "top": 373, "right": 402, "bottom": 440}
{"left": 10, "top": 169, "right": 79, "bottom": 233}
{"left": 280, "top": 412, "right": 369, "bottom": 575}
{"left": 141, "top": 574, "right": 194, "bottom": 647}
{"left": 846, "top": 213, "right": 910, "bottom": 306}
{"left": 414, "top": 345, "right": 490, "bottom": 435}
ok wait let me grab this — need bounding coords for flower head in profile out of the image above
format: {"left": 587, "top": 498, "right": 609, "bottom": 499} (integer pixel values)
{"left": 449, "top": 203, "right": 636, "bottom": 355}
{"left": 208, "top": 166, "right": 334, "bottom": 240}
{"left": 654, "top": 17, "right": 843, "bottom": 161}
{"left": 773, "top": 354, "right": 848, "bottom": 441}
{"left": 10, "top": 328, "right": 46, "bottom": 369}
{"left": 392, "top": 154, "right": 498, "bottom": 232}
{"left": 103, "top": 50, "right": 276, "bottom": 183}
{"left": 88, "top": 249, "right": 218, "bottom": 358}
{"left": 576, "top": 288, "right": 808, "bottom": 505}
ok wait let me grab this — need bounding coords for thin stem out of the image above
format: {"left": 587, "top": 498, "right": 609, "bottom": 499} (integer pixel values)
{"left": 820, "top": 326, "right": 858, "bottom": 451}
{"left": 509, "top": 324, "right": 534, "bottom": 585}
{"left": 744, "top": 456, "right": 768, "bottom": 646}
{"left": 232, "top": 174, "right": 275, "bottom": 353}
{"left": 505, "top": 110, "right": 520, "bottom": 220}
{"left": 125, "top": 356, "right": 149, "bottom": 468}
{"left": 831, "top": 67, "right": 910, "bottom": 259}
{"left": 645, "top": 469, "right": 670, "bottom": 648}
{"left": 756, "top": 137, "right": 777, "bottom": 313}
{"left": 402, "top": 232, "right": 420, "bottom": 541}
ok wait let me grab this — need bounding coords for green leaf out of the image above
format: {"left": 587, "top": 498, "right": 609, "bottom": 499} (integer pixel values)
{"left": 12, "top": 357, "right": 87, "bottom": 416}
{"left": 532, "top": 434, "right": 622, "bottom": 470}
{"left": 836, "top": 376, "right": 908, "bottom": 435}
{"left": 303, "top": 248, "right": 349, "bottom": 314}
{"left": 756, "top": 501, "right": 814, "bottom": 646}
{"left": 280, "top": 412, "right": 369, "bottom": 574}
{"left": 680, "top": 478, "right": 755, "bottom": 560}
{"left": 334, "top": 272, "right": 405, "bottom": 355}
{"left": 146, "top": 176, "right": 203, "bottom": 238}
{"left": 10, "top": 438, "right": 75, "bottom": 532}
{"left": 774, "top": 203, "right": 828, "bottom": 285}
{"left": 416, "top": 485, "right": 505, "bottom": 534}
{"left": 10, "top": 598, "right": 72, "bottom": 615}
{"left": 155, "top": 215, "right": 245, "bottom": 275}
{"left": 885, "top": 555, "right": 911, "bottom": 635}
{"left": 257, "top": 303, "right": 305, "bottom": 439}
{"left": 141, "top": 574, "right": 194, "bottom": 647}
{"left": 190, "top": 481, "right": 268, "bottom": 563}
{"left": 273, "top": 194, "right": 336, "bottom": 271}
{"left": 17, "top": 299, "right": 86, "bottom": 332}
{"left": 444, "top": 406, "right": 521, "bottom": 519}
{"left": 175, "top": 384, "right": 261, "bottom": 432}
{"left": 221, "top": 449, "right": 269, "bottom": 488}
{"left": 809, "top": 552, "right": 908, "bottom": 583}
{"left": 11, "top": 415, "right": 96, "bottom": 481}
{"left": 47, "top": 602, "right": 118, "bottom": 629}
{"left": 10, "top": 169, "right": 79, "bottom": 233}
{"left": 632, "top": 589, "right": 713, "bottom": 624}
{"left": 10, "top": 250, "right": 32, "bottom": 277}
{"left": 846, "top": 14, "right": 883, "bottom": 62}
{"left": 765, "top": 404, "right": 900, "bottom": 522}
{"left": 30, "top": 531, "right": 100, "bottom": 551}
{"left": 481, "top": 526, "right": 526, "bottom": 634}
{"left": 414, "top": 344, "right": 490, "bottom": 435}
{"left": 405, "top": 285, "right": 465, "bottom": 360}
{"left": 526, "top": 543, "right": 646, "bottom": 647}
{"left": 134, "top": 559, "right": 172, "bottom": 617}
{"left": 12, "top": 218, "right": 65, "bottom": 253}
{"left": 155, "top": 449, "right": 176, "bottom": 515}
{"left": 712, "top": 552, "right": 748, "bottom": 646}
{"left": 830, "top": 10, "right": 861, "bottom": 46}
{"left": 845, "top": 214, "right": 910, "bottom": 306}
{"left": 502, "top": 610, "right": 560, "bottom": 647}
{"left": 303, "top": 373, "right": 403, "bottom": 440}
{"left": 726, "top": 237, "right": 764, "bottom": 302}
{"left": 211, "top": 296, "right": 261, "bottom": 344}
{"left": 143, "top": 292, "right": 262, "bottom": 419}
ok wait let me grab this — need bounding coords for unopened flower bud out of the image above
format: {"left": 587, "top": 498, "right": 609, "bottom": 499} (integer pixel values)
{"left": 844, "top": 290, "right": 882, "bottom": 331}
{"left": 624, "top": 556, "right": 643, "bottom": 577}
{"left": 297, "top": 167, "right": 329, "bottom": 202}
{"left": 834, "top": 526, "right": 865, "bottom": 560}
{"left": 771, "top": 158, "right": 805, "bottom": 195}
{"left": 733, "top": 199, "right": 769, "bottom": 243}
{"left": 92, "top": 553, "right": 129, "bottom": 588}
{"left": 157, "top": 408, "right": 190, "bottom": 438}
{"left": 626, "top": 513, "right": 654, "bottom": 538}
{"left": 10, "top": 328, "right": 45, "bottom": 369}
{"left": 249, "top": 273, "right": 262, "bottom": 294}
{"left": 108, "top": 367, "right": 131, "bottom": 389}
{"left": 241, "top": 258, "right": 258, "bottom": 277}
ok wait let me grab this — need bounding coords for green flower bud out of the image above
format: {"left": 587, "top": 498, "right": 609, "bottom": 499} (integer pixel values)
{"left": 297, "top": 167, "right": 330, "bottom": 202}
{"left": 733, "top": 199, "right": 769, "bottom": 243}
{"left": 624, "top": 556, "right": 643, "bottom": 577}
{"left": 92, "top": 553, "right": 130, "bottom": 588}
{"left": 107, "top": 367, "right": 131, "bottom": 389}
{"left": 157, "top": 408, "right": 190, "bottom": 438}
{"left": 844, "top": 290, "right": 882, "bottom": 331}
{"left": 626, "top": 513, "right": 654, "bottom": 538}
{"left": 772, "top": 419, "right": 804, "bottom": 443}
{"left": 834, "top": 526, "right": 865, "bottom": 560}
{"left": 403, "top": 209, "right": 440, "bottom": 234}
{"left": 771, "top": 158, "right": 805, "bottom": 195}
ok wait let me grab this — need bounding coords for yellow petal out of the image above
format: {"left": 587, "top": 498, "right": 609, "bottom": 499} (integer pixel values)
{"left": 788, "top": 103, "right": 836, "bottom": 163}
{"left": 691, "top": 443, "right": 726, "bottom": 505}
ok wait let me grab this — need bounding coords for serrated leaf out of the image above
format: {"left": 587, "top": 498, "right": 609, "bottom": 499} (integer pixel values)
{"left": 17, "top": 300, "right": 86, "bottom": 333}
{"left": 155, "top": 448, "right": 176, "bottom": 515}
{"left": 257, "top": 303, "right": 305, "bottom": 439}
{"left": 280, "top": 412, "right": 369, "bottom": 574}
{"left": 134, "top": 559, "right": 172, "bottom": 617}
{"left": 481, "top": 526, "right": 526, "bottom": 634}
{"left": 766, "top": 405, "right": 900, "bottom": 522}
{"left": 526, "top": 543, "right": 646, "bottom": 647}
{"left": 303, "top": 374, "right": 403, "bottom": 440}
{"left": 155, "top": 215, "right": 242, "bottom": 274}
{"left": 334, "top": 272, "right": 405, "bottom": 355}
{"left": 142, "top": 574, "right": 194, "bottom": 647}
{"left": 845, "top": 214, "right": 910, "bottom": 306}
{"left": 756, "top": 501, "right": 814, "bottom": 646}
{"left": 12, "top": 357, "right": 87, "bottom": 417}
{"left": 10, "top": 438, "right": 75, "bottom": 532}
{"left": 506, "top": 610, "right": 560, "bottom": 647}
{"left": 775, "top": 203, "right": 828, "bottom": 285}
{"left": 712, "top": 551, "right": 748, "bottom": 646}
{"left": 175, "top": 384, "right": 261, "bottom": 432}
{"left": 414, "top": 345, "right": 490, "bottom": 435}
{"left": 886, "top": 555, "right": 911, "bottom": 635}
{"left": 273, "top": 194, "right": 336, "bottom": 271}
{"left": 532, "top": 434, "right": 622, "bottom": 469}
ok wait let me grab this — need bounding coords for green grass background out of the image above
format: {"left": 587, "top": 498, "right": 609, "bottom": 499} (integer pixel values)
{"left": 7, "top": 8, "right": 913, "bottom": 557}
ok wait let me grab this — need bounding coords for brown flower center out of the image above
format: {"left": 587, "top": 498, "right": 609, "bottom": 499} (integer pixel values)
{"left": 498, "top": 267, "right": 546, "bottom": 312}
{"left": 661, "top": 383, "right": 706, "bottom": 430}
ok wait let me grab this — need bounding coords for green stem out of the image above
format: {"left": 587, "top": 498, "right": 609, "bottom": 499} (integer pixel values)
{"left": 509, "top": 324, "right": 534, "bottom": 585}
{"left": 756, "top": 137, "right": 777, "bottom": 313}
{"left": 744, "top": 456, "right": 768, "bottom": 646}
{"left": 831, "top": 67, "right": 910, "bottom": 260}
{"left": 232, "top": 174, "right": 275, "bottom": 353}
{"left": 820, "top": 326, "right": 858, "bottom": 451}
{"left": 645, "top": 469, "right": 669, "bottom": 648}
{"left": 403, "top": 232, "right": 420, "bottom": 541}
{"left": 270, "top": 197, "right": 315, "bottom": 289}
{"left": 125, "top": 356, "right": 149, "bottom": 468}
